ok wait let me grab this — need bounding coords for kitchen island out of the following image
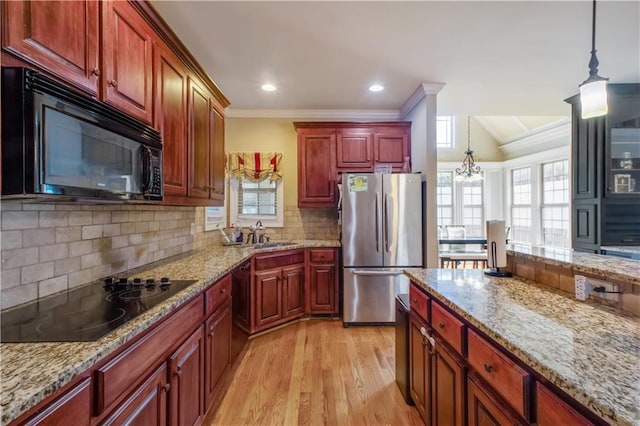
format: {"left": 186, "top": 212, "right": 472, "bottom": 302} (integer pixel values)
{"left": 0, "top": 240, "right": 339, "bottom": 426}
{"left": 405, "top": 267, "right": 640, "bottom": 426}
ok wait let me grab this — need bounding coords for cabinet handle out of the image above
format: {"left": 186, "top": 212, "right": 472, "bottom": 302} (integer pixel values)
{"left": 484, "top": 363, "right": 494, "bottom": 373}
{"left": 420, "top": 327, "right": 429, "bottom": 337}
{"left": 438, "top": 321, "right": 445, "bottom": 328}
{"left": 92, "top": 67, "right": 101, "bottom": 76}
{"left": 163, "top": 383, "right": 171, "bottom": 392}
{"left": 109, "top": 79, "right": 118, "bottom": 88}
{"left": 175, "top": 368, "right": 183, "bottom": 378}
{"left": 208, "top": 331, "right": 214, "bottom": 337}
{"left": 411, "top": 298, "right": 417, "bottom": 304}
{"left": 221, "top": 288, "right": 226, "bottom": 294}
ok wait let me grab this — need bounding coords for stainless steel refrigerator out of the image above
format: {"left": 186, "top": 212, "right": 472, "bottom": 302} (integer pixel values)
{"left": 342, "top": 173, "right": 423, "bottom": 325}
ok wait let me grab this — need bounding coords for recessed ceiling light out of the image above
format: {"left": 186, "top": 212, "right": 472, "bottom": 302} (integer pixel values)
{"left": 369, "top": 84, "right": 384, "bottom": 92}
{"left": 261, "top": 83, "right": 277, "bottom": 92}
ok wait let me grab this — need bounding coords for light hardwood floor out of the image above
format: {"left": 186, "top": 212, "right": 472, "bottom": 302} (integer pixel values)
{"left": 208, "top": 319, "right": 423, "bottom": 426}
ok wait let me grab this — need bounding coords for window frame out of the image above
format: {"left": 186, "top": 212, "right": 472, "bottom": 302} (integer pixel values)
{"left": 229, "top": 176, "right": 284, "bottom": 227}
{"left": 510, "top": 167, "right": 533, "bottom": 244}
{"left": 541, "top": 159, "right": 570, "bottom": 248}
{"left": 436, "top": 115, "right": 455, "bottom": 150}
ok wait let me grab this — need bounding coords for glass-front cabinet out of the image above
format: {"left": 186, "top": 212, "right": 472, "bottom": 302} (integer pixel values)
{"left": 568, "top": 84, "right": 640, "bottom": 252}
{"left": 608, "top": 121, "right": 640, "bottom": 195}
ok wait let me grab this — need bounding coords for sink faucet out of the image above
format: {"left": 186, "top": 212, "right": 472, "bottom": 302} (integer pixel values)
{"left": 246, "top": 220, "right": 267, "bottom": 244}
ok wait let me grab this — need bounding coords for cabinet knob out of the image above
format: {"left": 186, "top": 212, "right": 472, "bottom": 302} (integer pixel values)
{"left": 175, "top": 368, "right": 183, "bottom": 378}
{"left": 438, "top": 321, "right": 445, "bottom": 328}
{"left": 163, "top": 383, "right": 171, "bottom": 392}
{"left": 109, "top": 79, "right": 118, "bottom": 88}
{"left": 484, "top": 363, "right": 494, "bottom": 373}
{"left": 92, "top": 67, "right": 101, "bottom": 76}
{"left": 221, "top": 288, "right": 226, "bottom": 294}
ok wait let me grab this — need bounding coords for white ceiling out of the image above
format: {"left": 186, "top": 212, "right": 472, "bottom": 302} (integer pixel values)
{"left": 151, "top": 1, "right": 640, "bottom": 116}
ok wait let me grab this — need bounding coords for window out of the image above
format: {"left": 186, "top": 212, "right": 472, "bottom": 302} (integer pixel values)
{"left": 436, "top": 116, "right": 454, "bottom": 149}
{"left": 436, "top": 170, "right": 485, "bottom": 238}
{"left": 541, "top": 160, "right": 569, "bottom": 248}
{"left": 436, "top": 172, "right": 454, "bottom": 227}
{"left": 462, "top": 179, "right": 484, "bottom": 237}
{"left": 511, "top": 167, "right": 532, "bottom": 243}
{"left": 230, "top": 176, "right": 284, "bottom": 227}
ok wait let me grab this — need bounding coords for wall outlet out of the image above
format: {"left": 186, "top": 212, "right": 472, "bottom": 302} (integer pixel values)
{"left": 588, "top": 278, "right": 621, "bottom": 304}
{"left": 574, "top": 275, "right": 590, "bottom": 301}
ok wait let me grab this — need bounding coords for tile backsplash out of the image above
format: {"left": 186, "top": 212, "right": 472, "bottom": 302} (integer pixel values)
{"left": 1, "top": 202, "right": 339, "bottom": 309}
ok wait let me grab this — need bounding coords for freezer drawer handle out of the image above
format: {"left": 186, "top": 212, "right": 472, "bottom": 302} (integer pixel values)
{"left": 350, "top": 270, "right": 405, "bottom": 276}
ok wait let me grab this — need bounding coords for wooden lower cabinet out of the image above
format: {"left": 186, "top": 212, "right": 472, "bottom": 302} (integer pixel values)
{"left": 252, "top": 250, "right": 306, "bottom": 333}
{"left": 307, "top": 249, "right": 338, "bottom": 314}
{"left": 432, "top": 338, "right": 465, "bottom": 426}
{"left": 102, "top": 364, "right": 168, "bottom": 426}
{"left": 467, "top": 374, "right": 523, "bottom": 426}
{"left": 254, "top": 269, "right": 283, "bottom": 329}
{"left": 409, "top": 313, "right": 432, "bottom": 425}
{"left": 205, "top": 299, "right": 232, "bottom": 405}
{"left": 282, "top": 264, "right": 305, "bottom": 318}
{"left": 536, "top": 382, "right": 594, "bottom": 426}
{"left": 23, "top": 378, "right": 91, "bottom": 426}
{"left": 169, "top": 325, "right": 205, "bottom": 426}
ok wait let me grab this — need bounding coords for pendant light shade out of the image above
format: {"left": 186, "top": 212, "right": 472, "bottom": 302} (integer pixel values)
{"left": 579, "top": 0, "right": 609, "bottom": 119}
{"left": 454, "top": 117, "right": 483, "bottom": 182}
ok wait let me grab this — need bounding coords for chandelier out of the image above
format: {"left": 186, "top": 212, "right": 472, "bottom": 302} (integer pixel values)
{"left": 454, "top": 117, "right": 483, "bottom": 182}
{"left": 579, "top": 0, "right": 608, "bottom": 119}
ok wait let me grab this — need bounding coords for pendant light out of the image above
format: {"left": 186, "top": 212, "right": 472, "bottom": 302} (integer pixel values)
{"left": 454, "top": 117, "right": 483, "bottom": 182}
{"left": 579, "top": 0, "right": 609, "bottom": 119}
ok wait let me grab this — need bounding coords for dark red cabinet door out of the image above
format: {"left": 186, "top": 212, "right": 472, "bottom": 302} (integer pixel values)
{"left": 169, "top": 326, "right": 205, "bottom": 426}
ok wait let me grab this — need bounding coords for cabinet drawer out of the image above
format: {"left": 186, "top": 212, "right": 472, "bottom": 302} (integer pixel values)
{"left": 467, "top": 329, "right": 530, "bottom": 419}
{"left": 205, "top": 274, "right": 231, "bottom": 317}
{"left": 431, "top": 301, "right": 465, "bottom": 355}
{"left": 309, "top": 249, "right": 335, "bottom": 262}
{"left": 255, "top": 250, "right": 305, "bottom": 270}
{"left": 409, "top": 283, "right": 429, "bottom": 323}
{"left": 536, "top": 382, "right": 594, "bottom": 426}
{"left": 95, "top": 295, "right": 204, "bottom": 414}
{"left": 25, "top": 378, "right": 91, "bottom": 426}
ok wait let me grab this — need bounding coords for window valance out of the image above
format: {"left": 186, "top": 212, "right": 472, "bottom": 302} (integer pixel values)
{"left": 227, "top": 152, "right": 283, "bottom": 183}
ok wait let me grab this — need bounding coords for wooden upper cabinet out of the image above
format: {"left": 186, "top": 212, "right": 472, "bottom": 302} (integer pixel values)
{"left": 154, "top": 42, "right": 188, "bottom": 197}
{"left": 102, "top": 0, "right": 154, "bottom": 123}
{"left": 336, "top": 129, "right": 373, "bottom": 170}
{"left": 188, "top": 78, "right": 211, "bottom": 199}
{"left": 210, "top": 107, "right": 226, "bottom": 203}
{"left": 296, "top": 129, "right": 337, "bottom": 207}
{"left": 374, "top": 128, "right": 411, "bottom": 171}
{"left": 2, "top": 0, "right": 100, "bottom": 95}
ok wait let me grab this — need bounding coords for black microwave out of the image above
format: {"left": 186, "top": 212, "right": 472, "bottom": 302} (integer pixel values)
{"left": 1, "top": 67, "right": 163, "bottom": 201}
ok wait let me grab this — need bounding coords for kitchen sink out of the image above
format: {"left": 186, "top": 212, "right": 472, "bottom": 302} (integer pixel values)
{"left": 253, "top": 241, "right": 296, "bottom": 248}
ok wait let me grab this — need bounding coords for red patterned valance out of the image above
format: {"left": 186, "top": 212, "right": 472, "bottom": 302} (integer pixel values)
{"left": 227, "top": 152, "right": 283, "bottom": 183}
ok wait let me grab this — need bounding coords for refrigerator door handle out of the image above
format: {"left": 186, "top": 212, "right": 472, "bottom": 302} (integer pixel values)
{"left": 384, "top": 194, "right": 390, "bottom": 252}
{"left": 350, "top": 270, "right": 405, "bottom": 276}
{"left": 375, "top": 193, "right": 380, "bottom": 252}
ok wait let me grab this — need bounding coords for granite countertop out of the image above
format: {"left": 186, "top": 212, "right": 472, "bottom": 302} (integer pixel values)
{"left": 0, "top": 240, "right": 339, "bottom": 426}
{"left": 507, "top": 244, "right": 640, "bottom": 287}
{"left": 601, "top": 246, "right": 640, "bottom": 255}
{"left": 405, "top": 268, "right": 640, "bottom": 426}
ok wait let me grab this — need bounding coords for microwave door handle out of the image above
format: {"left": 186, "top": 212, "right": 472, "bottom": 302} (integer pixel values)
{"left": 141, "top": 146, "right": 153, "bottom": 194}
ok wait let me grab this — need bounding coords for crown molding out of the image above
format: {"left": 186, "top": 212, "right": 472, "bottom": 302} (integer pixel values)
{"left": 498, "top": 120, "right": 570, "bottom": 158}
{"left": 226, "top": 108, "right": 402, "bottom": 120}
{"left": 400, "top": 82, "right": 446, "bottom": 118}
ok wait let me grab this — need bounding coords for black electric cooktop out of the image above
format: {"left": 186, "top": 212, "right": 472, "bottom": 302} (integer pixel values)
{"left": 0, "top": 277, "right": 197, "bottom": 343}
